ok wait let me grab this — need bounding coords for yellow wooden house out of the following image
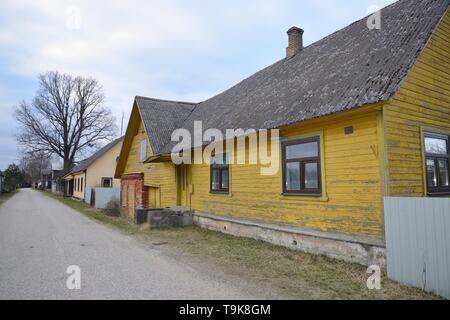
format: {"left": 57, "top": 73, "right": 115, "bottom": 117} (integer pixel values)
{"left": 115, "top": 0, "right": 449, "bottom": 265}
{"left": 65, "top": 137, "right": 124, "bottom": 200}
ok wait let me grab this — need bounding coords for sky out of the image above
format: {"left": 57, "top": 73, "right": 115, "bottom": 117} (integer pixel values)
{"left": 0, "top": 0, "right": 396, "bottom": 170}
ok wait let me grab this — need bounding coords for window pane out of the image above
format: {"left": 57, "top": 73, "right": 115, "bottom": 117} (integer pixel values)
{"left": 221, "top": 170, "right": 229, "bottom": 189}
{"left": 425, "top": 137, "right": 447, "bottom": 155}
{"left": 438, "top": 160, "right": 449, "bottom": 187}
{"left": 103, "top": 179, "right": 112, "bottom": 188}
{"left": 211, "top": 169, "right": 220, "bottom": 190}
{"left": 140, "top": 139, "right": 147, "bottom": 162}
{"left": 305, "top": 162, "right": 319, "bottom": 189}
{"left": 212, "top": 153, "right": 229, "bottom": 166}
{"left": 426, "top": 159, "right": 438, "bottom": 188}
{"left": 286, "top": 162, "right": 300, "bottom": 191}
{"left": 286, "top": 141, "right": 318, "bottom": 159}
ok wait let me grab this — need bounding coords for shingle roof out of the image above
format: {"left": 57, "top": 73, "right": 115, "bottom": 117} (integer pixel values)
{"left": 135, "top": 97, "right": 196, "bottom": 155}
{"left": 67, "top": 137, "right": 124, "bottom": 175}
{"left": 53, "top": 168, "right": 71, "bottom": 180}
{"left": 139, "top": 0, "right": 449, "bottom": 156}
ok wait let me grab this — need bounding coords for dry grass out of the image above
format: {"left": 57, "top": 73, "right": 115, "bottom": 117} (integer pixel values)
{"left": 45, "top": 191, "right": 441, "bottom": 300}
{"left": 0, "top": 190, "right": 18, "bottom": 207}
{"left": 147, "top": 227, "right": 440, "bottom": 300}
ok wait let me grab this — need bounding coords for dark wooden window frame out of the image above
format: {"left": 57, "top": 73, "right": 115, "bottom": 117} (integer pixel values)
{"left": 282, "top": 136, "right": 322, "bottom": 196}
{"left": 210, "top": 154, "right": 230, "bottom": 194}
{"left": 424, "top": 132, "right": 450, "bottom": 196}
{"left": 102, "top": 177, "right": 113, "bottom": 188}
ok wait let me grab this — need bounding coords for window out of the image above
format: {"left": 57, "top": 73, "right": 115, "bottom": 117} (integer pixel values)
{"left": 210, "top": 153, "right": 230, "bottom": 194}
{"left": 424, "top": 133, "right": 450, "bottom": 195}
{"left": 102, "top": 178, "right": 113, "bottom": 188}
{"left": 80, "top": 178, "right": 83, "bottom": 192}
{"left": 140, "top": 139, "right": 147, "bottom": 163}
{"left": 282, "top": 137, "right": 322, "bottom": 195}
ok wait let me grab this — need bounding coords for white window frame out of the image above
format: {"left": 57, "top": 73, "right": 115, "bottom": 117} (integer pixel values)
{"left": 102, "top": 177, "right": 113, "bottom": 188}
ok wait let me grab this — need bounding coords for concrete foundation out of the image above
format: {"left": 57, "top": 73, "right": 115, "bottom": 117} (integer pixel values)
{"left": 135, "top": 207, "right": 193, "bottom": 228}
{"left": 193, "top": 212, "right": 386, "bottom": 268}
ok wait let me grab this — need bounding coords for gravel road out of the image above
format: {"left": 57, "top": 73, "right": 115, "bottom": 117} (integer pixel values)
{"left": 0, "top": 189, "right": 265, "bottom": 300}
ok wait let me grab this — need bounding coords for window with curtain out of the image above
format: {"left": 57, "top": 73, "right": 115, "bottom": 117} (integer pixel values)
{"left": 424, "top": 132, "right": 450, "bottom": 195}
{"left": 282, "top": 137, "right": 322, "bottom": 195}
{"left": 102, "top": 178, "right": 113, "bottom": 188}
{"left": 210, "top": 153, "right": 230, "bottom": 194}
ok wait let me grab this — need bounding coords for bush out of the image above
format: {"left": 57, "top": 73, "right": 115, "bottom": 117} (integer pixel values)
{"left": 104, "top": 196, "right": 120, "bottom": 217}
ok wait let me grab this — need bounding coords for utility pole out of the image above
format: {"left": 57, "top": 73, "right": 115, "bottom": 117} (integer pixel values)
{"left": 120, "top": 112, "right": 125, "bottom": 136}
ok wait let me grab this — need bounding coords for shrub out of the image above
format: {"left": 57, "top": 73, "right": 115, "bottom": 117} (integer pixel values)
{"left": 104, "top": 196, "right": 120, "bottom": 217}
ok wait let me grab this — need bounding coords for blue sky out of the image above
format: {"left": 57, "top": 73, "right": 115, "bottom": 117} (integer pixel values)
{"left": 0, "top": 0, "right": 396, "bottom": 170}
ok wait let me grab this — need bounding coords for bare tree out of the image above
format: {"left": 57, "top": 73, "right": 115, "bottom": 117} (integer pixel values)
{"left": 19, "top": 151, "right": 51, "bottom": 185}
{"left": 15, "top": 71, "right": 117, "bottom": 169}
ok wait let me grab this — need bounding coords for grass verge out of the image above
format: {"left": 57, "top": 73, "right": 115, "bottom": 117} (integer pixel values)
{"left": 43, "top": 191, "right": 440, "bottom": 300}
{"left": 0, "top": 190, "right": 18, "bottom": 206}
{"left": 43, "top": 191, "right": 138, "bottom": 234}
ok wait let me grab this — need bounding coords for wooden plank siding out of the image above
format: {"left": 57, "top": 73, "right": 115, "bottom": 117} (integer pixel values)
{"left": 189, "top": 109, "right": 384, "bottom": 238}
{"left": 71, "top": 172, "right": 86, "bottom": 200}
{"left": 383, "top": 11, "right": 450, "bottom": 197}
{"left": 117, "top": 10, "right": 449, "bottom": 240}
{"left": 123, "top": 120, "right": 177, "bottom": 208}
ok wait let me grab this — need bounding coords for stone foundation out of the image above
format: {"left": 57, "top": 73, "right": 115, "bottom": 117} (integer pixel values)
{"left": 193, "top": 212, "right": 386, "bottom": 268}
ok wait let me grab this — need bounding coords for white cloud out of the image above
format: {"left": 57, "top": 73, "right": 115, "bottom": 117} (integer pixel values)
{"left": 0, "top": 0, "right": 398, "bottom": 168}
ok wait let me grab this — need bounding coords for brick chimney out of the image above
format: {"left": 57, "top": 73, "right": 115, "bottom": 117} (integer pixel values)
{"left": 286, "top": 26, "right": 304, "bottom": 59}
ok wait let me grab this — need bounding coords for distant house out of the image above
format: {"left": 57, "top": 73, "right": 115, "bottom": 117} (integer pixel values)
{"left": 115, "top": 0, "right": 449, "bottom": 266}
{"left": 40, "top": 169, "right": 52, "bottom": 190}
{"left": 0, "top": 170, "right": 4, "bottom": 194}
{"left": 64, "top": 137, "right": 124, "bottom": 201}
{"left": 51, "top": 168, "right": 69, "bottom": 194}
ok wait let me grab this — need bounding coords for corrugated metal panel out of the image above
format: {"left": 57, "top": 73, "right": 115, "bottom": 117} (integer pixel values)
{"left": 94, "top": 188, "right": 120, "bottom": 209}
{"left": 384, "top": 197, "right": 450, "bottom": 299}
{"left": 85, "top": 187, "right": 92, "bottom": 205}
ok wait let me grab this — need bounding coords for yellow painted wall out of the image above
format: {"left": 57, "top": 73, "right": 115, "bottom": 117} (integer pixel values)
{"left": 123, "top": 120, "right": 177, "bottom": 208}
{"left": 189, "top": 108, "right": 384, "bottom": 238}
{"left": 85, "top": 140, "right": 123, "bottom": 189}
{"left": 71, "top": 172, "right": 86, "bottom": 199}
{"left": 118, "top": 11, "right": 448, "bottom": 239}
{"left": 383, "top": 11, "right": 450, "bottom": 196}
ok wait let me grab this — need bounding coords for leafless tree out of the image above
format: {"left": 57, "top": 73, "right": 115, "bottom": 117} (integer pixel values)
{"left": 19, "top": 151, "right": 51, "bottom": 185}
{"left": 15, "top": 71, "right": 117, "bottom": 169}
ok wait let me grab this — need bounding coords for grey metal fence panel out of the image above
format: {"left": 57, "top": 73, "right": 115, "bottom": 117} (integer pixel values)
{"left": 93, "top": 188, "right": 120, "bottom": 209}
{"left": 85, "top": 187, "right": 92, "bottom": 205}
{"left": 384, "top": 197, "right": 450, "bottom": 299}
